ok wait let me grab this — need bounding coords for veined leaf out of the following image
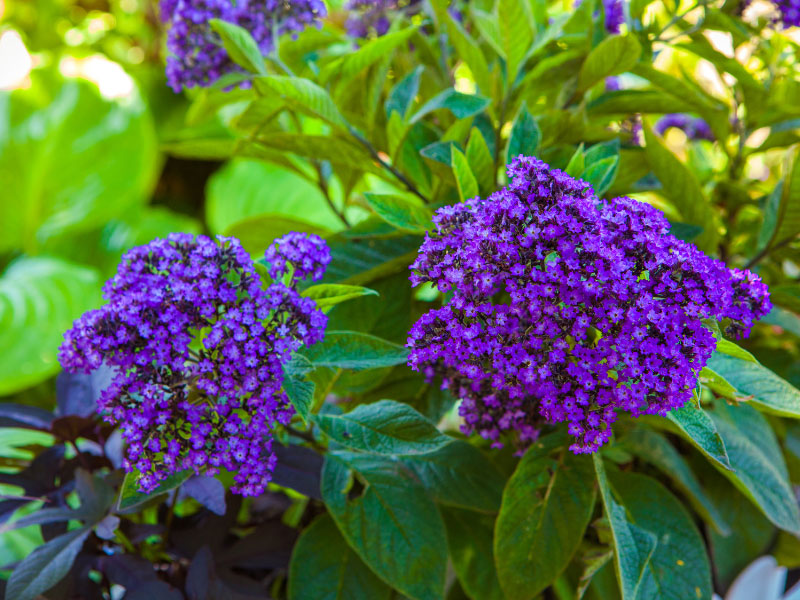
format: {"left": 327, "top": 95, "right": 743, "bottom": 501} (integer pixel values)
{"left": 283, "top": 374, "right": 315, "bottom": 423}
{"left": 667, "top": 397, "right": 732, "bottom": 470}
{"left": 452, "top": 148, "right": 480, "bottom": 202}
{"left": 363, "top": 192, "right": 432, "bottom": 233}
{"left": 498, "top": 0, "right": 533, "bottom": 85}
{"left": 209, "top": 19, "right": 266, "bottom": 75}
{"left": 578, "top": 35, "right": 641, "bottom": 92}
{"left": 254, "top": 75, "right": 347, "bottom": 129}
{"left": 300, "top": 330, "right": 409, "bottom": 371}
{"left": 410, "top": 89, "right": 490, "bottom": 124}
{"left": 321, "top": 26, "right": 418, "bottom": 84}
{"left": 466, "top": 128, "right": 495, "bottom": 195}
{"left": 386, "top": 66, "right": 424, "bottom": 120}
{"left": 301, "top": 284, "right": 378, "bottom": 309}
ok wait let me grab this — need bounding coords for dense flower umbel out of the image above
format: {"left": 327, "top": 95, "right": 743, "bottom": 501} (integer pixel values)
{"left": 407, "top": 157, "right": 770, "bottom": 453}
{"left": 655, "top": 113, "right": 715, "bottom": 141}
{"left": 161, "top": 0, "right": 326, "bottom": 91}
{"left": 59, "top": 233, "right": 329, "bottom": 495}
{"left": 775, "top": 0, "right": 800, "bottom": 26}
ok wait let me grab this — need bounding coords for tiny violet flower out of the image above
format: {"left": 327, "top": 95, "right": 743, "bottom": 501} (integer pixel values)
{"left": 655, "top": 113, "right": 715, "bottom": 142}
{"left": 406, "top": 156, "right": 770, "bottom": 454}
{"left": 59, "top": 232, "right": 330, "bottom": 496}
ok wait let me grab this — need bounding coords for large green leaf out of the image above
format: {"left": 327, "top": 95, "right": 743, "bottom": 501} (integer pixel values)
{"left": 0, "top": 258, "right": 101, "bottom": 395}
{"left": 363, "top": 192, "right": 432, "bottom": 233}
{"left": 498, "top": 0, "right": 533, "bottom": 85}
{"left": 440, "top": 8, "right": 491, "bottom": 94}
{"left": 608, "top": 469, "right": 714, "bottom": 600}
{"left": 322, "top": 451, "right": 448, "bottom": 600}
{"left": 621, "top": 428, "right": 729, "bottom": 534}
{"left": 321, "top": 26, "right": 418, "bottom": 84}
{"left": 495, "top": 438, "right": 595, "bottom": 599}
{"left": 6, "top": 526, "right": 92, "bottom": 600}
{"left": 314, "top": 400, "right": 451, "bottom": 455}
{"left": 578, "top": 35, "right": 641, "bottom": 92}
{"left": 288, "top": 513, "right": 391, "bottom": 600}
{"left": 300, "top": 330, "right": 409, "bottom": 371}
{"left": 385, "top": 66, "right": 424, "bottom": 120}
{"left": 593, "top": 455, "right": 657, "bottom": 600}
{"left": 442, "top": 507, "right": 504, "bottom": 600}
{"left": 401, "top": 441, "right": 506, "bottom": 512}
{"left": 209, "top": 19, "right": 267, "bottom": 75}
{"left": 643, "top": 124, "right": 717, "bottom": 251}
{"left": 707, "top": 353, "right": 800, "bottom": 418}
{"left": 506, "top": 104, "right": 541, "bottom": 163}
{"left": 0, "top": 77, "right": 158, "bottom": 252}
{"left": 761, "top": 146, "right": 800, "bottom": 250}
{"left": 452, "top": 148, "right": 480, "bottom": 202}
{"left": 710, "top": 402, "right": 800, "bottom": 534}
{"left": 254, "top": 75, "right": 347, "bottom": 129}
{"left": 205, "top": 159, "right": 342, "bottom": 235}
{"left": 410, "top": 89, "right": 490, "bottom": 124}
{"left": 301, "top": 284, "right": 378, "bottom": 310}
{"left": 667, "top": 398, "right": 732, "bottom": 470}
{"left": 466, "top": 128, "right": 495, "bottom": 195}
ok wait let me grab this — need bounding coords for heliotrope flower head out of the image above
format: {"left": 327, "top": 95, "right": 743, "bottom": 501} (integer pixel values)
{"left": 603, "top": 0, "right": 625, "bottom": 32}
{"left": 265, "top": 231, "right": 331, "bottom": 283}
{"left": 775, "top": 0, "right": 800, "bottom": 26}
{"left": 655, "top": 113, "right": 715, "bottom": 142}
{"left": 407, "top": 156, "right": 770, "bottom": 454}
{"left": 59, "top": 233, "right": 329, "bottom": 496}
{"left": 161, "top": 0, "right": 327, "bottom": 91}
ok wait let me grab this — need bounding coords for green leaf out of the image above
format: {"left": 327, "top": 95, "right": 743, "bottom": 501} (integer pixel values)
{"left": 322, "top": 451, "right": 447, "bottom": 600}
{"left": 0, "top": 258, "right": 101, "bottom": 395}
{"left": 225, "top": 214, "right": 332, "bottom": 256}
{"left": 363, "top": 192, "right": 432, "bottom": 233}
{"left": 420, "top": 140, "right": 461, "bottom": 165}
{"left": 314, "top": 400, "right": 451, "bottom": 455}
{"left": 710, "top": 402, "right": 800, "bottom": 534}
{"left": 766, "top": 147, "right": 800, "bottom": 249}
{"left": 643, "top": 124, "right": 717, "bottom": 252}
{"left": 321, "top": 26, "right": 418, "bottom": 84}
{"left": 283, "top": 374, "right": 315, "bottom": 423}
{"left": 209, "top": 19, "right": 267, "bottom": 75}
{"left": 254, "top": 75, "right": 347, "bottom": 129}
{"left": 301, "top": 284, "right": 379, "bottom": 309}
{"left": 495, "top": 440, "right": 596, "bottom": 599}
{"left": 621, "top": 428, "right": 730, "bottom": 535}
{"left": 442, "top": 507, "right": 504, "bottom": 600}
{"left": 0, "top": 77, "right": 158, "bottom": 252}
{"left": 607, "top": 469, "right": 714, "bottom": 600}
{"left": 289, "top": 513, "right": 391, "bottom": 600}
{"left": 592, "top": 455, "right": 657, "bottom": 600}
{"left": 708, "top": 353, "right": 800, "bottom": 418}
{"left": 441, "top": 12, "right": 492, "bottom": 94}
{"left": 300, "top": 331, "right": 409, "bottom": 371}
{"left": 699, "top": 366, "right": 739, "bottom": 399}
{"left": 161, "top": 137, "right": 237, "bottom": 161}
{"left": 588, "top": 90, "right": 696, "bottom": 116}
{"left": 565, "top": 144, "right": 585, "bottom": 177}
{"left": 578, "top": 35, "right": 642, "bottom": 92}
{"left": 410, "top": 89, "right": 490, "bottom": 124}
{"left": 466, "top": 128, "right": 495, "bottom": 195}
{"left": 506, "top": 104, "right": 541, "bottom": 163}
{"left": 452, "top": 148, "right": 480, "bottom": 202}
{"left": 206, "top": 159, "right": 343, "bottom": 235}
{"left": 771, "top": 284, "right": 800, "bottom": 314}
{"left": 117, "top": 470, "right": 192, "bottom": 512}
{"left": 667, "top": 398, "right": 732, "bottom": 470}
{"left": 6, "top": 526, "right": 92, "bottom": 600}
{"left": 386, "top": 66, "right": 424, "bottom": 120}
{"left": 582, "top": 156, "right": 619, "bottom": 196}
{"left": 498, "top": 0, "right": 534, "bottom": 85}
{"left": 250, "top": 134, "right": 383, "bottom": 177}
{"left": 400, "top": 441, "right": 506, "bottom": 512}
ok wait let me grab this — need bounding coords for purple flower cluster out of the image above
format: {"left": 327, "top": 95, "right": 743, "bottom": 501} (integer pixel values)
{"left": 160, "top": 0, "right": 326, "bottom": 91}
{"left": 407, "top": 156, "right": 770, "bottom": 454}
{"left": 775, "top": 0, "right": 800, "bottom": 26}
{"left": 59, "top": 233, "right": 330, "bottom": 496}
{"left": 603, "top": 0, "right": 624, "bottom": 32}
{"left": 265, "top": 231, "right": 331, "bottom": 283}
{"left": 344, "top": 0, "right": 421, "bottom": 37}
{"left": 655, "top": 113, "right": 715, "bottom": 142}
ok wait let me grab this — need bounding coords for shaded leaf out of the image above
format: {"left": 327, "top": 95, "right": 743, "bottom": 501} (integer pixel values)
{"left": 301, "top": 331, "right": 409, "bottom": 371}
{"left": 363, "top": 192, "right": 432, "bottom": 233}
{"left": 506, "top": 104, "right": 540, "bottom": 163}
{"left": 443, "top": 507, "right": 504, "bottom": 600}
{"left": 667, "top": 398, "right": 732, "bottom": 470}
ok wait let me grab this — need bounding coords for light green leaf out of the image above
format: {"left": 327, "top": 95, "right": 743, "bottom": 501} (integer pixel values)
{"left": 452, "top": 148, "right": 480, "bottom": 202}
{"left": 410, "top": 89, "right": 490, "bottom": 124}
{"left": 300, "top": 330, "right": 409, "bottom": 371}
{"left": 0, "top": 258, "right": 101, "bottom": 395}
{"left": 301, "top": 284, "right": 378, "bottom": 309}
{"left": 565, "top": 144, "right": 585, "bottom": 177}
{"left": 466, "top": 128, "right": 495, "bottom": 195}
{"left": 766, "top": 147, "right": 800, "bottom": 248}
{"left": 621, "top": 428, "right": 730, "bottom": 535}
{"left": 578, "top": 35, "right": 642, "bottom": 92}
{"left": 495, "top": 439, "right": 596, "bottom": 599}
{"left": 322, "top": 451, "right": 447, "bottom": 600}
{"left": 643, "top": 124, "right": 717, "bottom": 252}
{"left": 442, "top": 10, "right": 492, "bottom": 94}
{"left": 710, "top": 402, "right": 800, "bottom": 534}
{"left": 593, "top": 455, "right": 657, "bottom": 600}
{"left": 209, "top": 19, "right": 267, "bottom": 75}
{"left": 321, "top": 26, "right": 418, "bottom": 84}
{"left": 582, "top": 156, "right": 619, "bottom": 196}
{"left": 6, "top": 526, "right": 92, "bottom": 600}
{"left": 506, "top": 103, "right": 541, "bottom": 162}
{"left": 250, "top": 133, "right": 383, "bottom": 177}
{"left": 443, "top": 507, "right": 504, "bottom": 600}
{"left": 314, "top": 400, "right": 451, "bottom": 455}
{"left": 498, "top": 0, "right": 534, "bottom": 85}
{"left": 117, "top": 470, "right": 192, "bottom": 512}
{"left": 254, "top": 75, "right": 347, "bottom": 129}
{"left": 667, "top": 397, "right": 732, "bottom": 470}
{"left": 363, "top": 192, "right": 432, "bottom": 233}
{"left": 288, "top": 513, "right": 391, "bottom": 600}
{"left": 708, "top": 353, "right": 800, "bottom": 418}
{"left": 588, "top": 90, "right": 696, "bottom": 116}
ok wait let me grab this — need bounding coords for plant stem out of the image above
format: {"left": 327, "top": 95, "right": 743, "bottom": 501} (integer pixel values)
{"left": 745, "top": 235, "right": 797, "bottom": 270}
{"left": 314, "top": 162, "right": 350, "bottom": 227}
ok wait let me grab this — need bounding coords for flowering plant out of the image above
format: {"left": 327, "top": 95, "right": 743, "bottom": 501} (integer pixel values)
{"left": 2, "top": 0, "right": 800, "bottom": 598}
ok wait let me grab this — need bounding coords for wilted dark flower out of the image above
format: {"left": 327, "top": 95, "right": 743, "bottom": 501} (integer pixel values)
{"left": 161, "top": 0, "right": 326, "bottom": 91}
{"left": 344, "top": 0, "right": 421, "bottom": 37}
{"left": 59, "top": 233, "right": 329, "bottom": 496}
{"left": 407, "top": 156, "right": 769, "bottom": 454}
{"left": 655, "top": 113, "right": 715, "bottom": 141}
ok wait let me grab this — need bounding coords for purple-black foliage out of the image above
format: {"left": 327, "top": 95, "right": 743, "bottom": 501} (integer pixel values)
{"left": 407, "top": 156, "right": 770, "bottom": 454}
{"left": 655, "top": 113, "right": 715, "bottom": 142}
{"left": 59, "top": 233, "right": 330, "bottom": 496}
{"left": 161, "top": 0, "right": 326, "bottom": 91}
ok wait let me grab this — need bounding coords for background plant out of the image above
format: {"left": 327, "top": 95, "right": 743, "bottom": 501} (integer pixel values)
{"left": 2, "top": 0, "right": 800, "bottom": 598}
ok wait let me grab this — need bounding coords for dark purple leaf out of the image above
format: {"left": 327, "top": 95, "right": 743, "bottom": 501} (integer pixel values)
{"left": 0, "top": 499, "right": 29, "bottom": 525}
{"left": 94, "top": 515, "right": 120, "bottom": 540}
{"left": 127, "top": 523, "right": 166, "bottom": 543}
{"left": 218, "top": 521, "right": 297, "bottom": 570}
{"left": 271, "top": 444, "right": 322, "bottom": 499}
{"left": 180, "top": 475, "right": 226, "bottom": 516}
{"left": 51, "top": 415, "right": 95, "bottom": 442}
{"left": 98, "top": 554, "right": 158, "bottom": 589}
{"left": 124, "top": 580, "right": 184, "bottom": 600}
{"left": 55, "top": 366, "right": 114, "bottom": 418}
{"left": 0, "top": 404, "right": 54, "bottom": 430}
